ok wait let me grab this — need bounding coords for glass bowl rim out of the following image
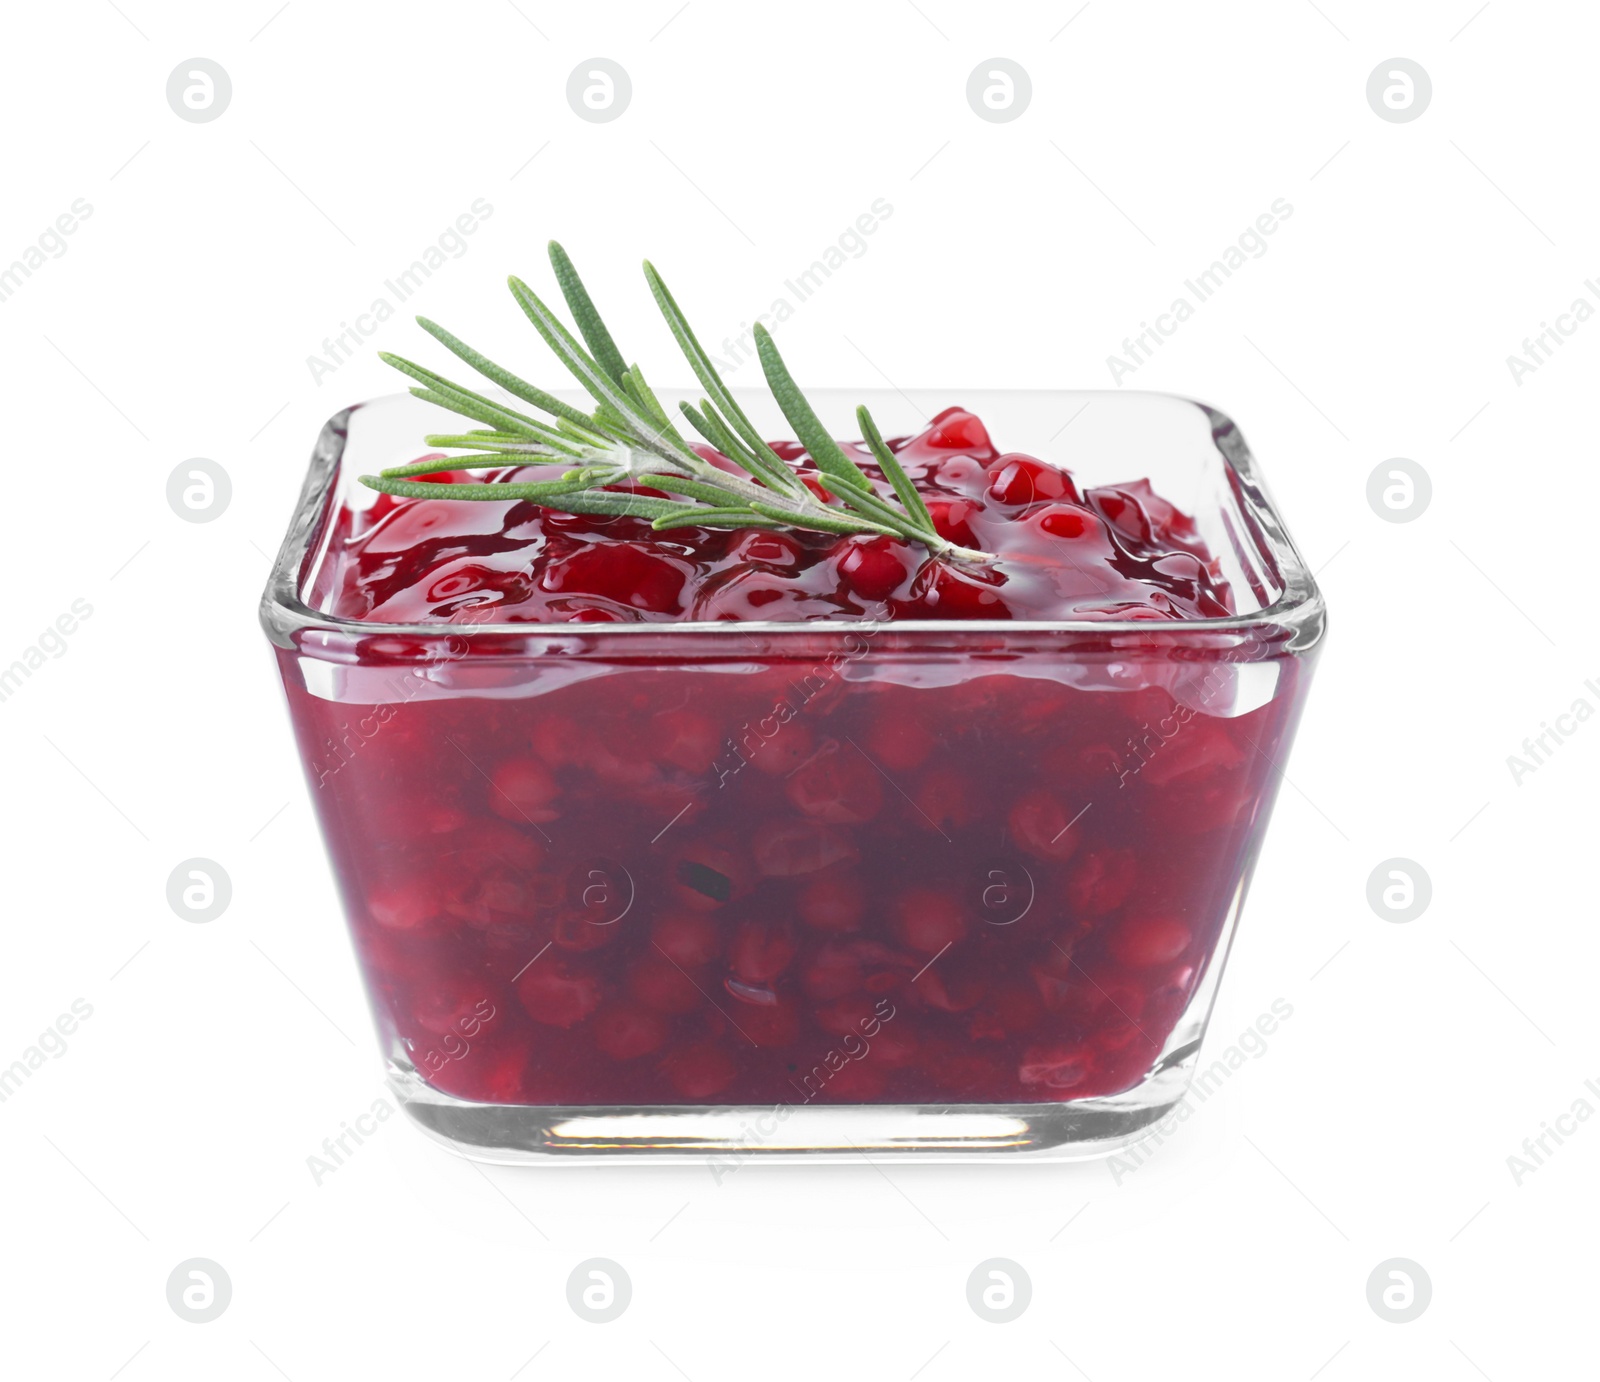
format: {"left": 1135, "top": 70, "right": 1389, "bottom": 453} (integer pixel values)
{"left": 259, "top": 388, "right": 1325, "bottom": 654}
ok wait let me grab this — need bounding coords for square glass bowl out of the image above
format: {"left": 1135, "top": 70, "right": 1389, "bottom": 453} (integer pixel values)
{"left": 260, "top": 389, "right": 1324, "bottom": 1163}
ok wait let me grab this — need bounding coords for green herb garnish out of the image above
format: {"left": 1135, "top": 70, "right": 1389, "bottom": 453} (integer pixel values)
{"left": 361, "top": 242, "right": 993, "bottom": 563}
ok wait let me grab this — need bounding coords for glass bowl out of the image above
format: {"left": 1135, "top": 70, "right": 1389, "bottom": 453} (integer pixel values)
{"left": 259, "top": 388, "right": 1324, "bottom": 1163}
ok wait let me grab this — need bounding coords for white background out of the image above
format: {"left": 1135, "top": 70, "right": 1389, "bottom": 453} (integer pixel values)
{"left": 1, "top": 1, "right": 1595, "bottom": 1377}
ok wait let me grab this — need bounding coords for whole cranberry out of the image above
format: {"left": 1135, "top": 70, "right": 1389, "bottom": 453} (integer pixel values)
{"left": 919, "top": 407, "right": 995, "bottom": 456}
{"left": 1033, "top": 503, "right": 1103, "bottom": 541}
{"left": 902, "top": 562, "right": 1009, "bottom": 619}
{"left": 924, "top": 499, "right": 982, "bottom": 549}
{"left": 834, "top": 536, "right": 913, "bottom": 601}
{"left": 986, "top": 454, "right": 1077, "bottom": 507}
{"left": 728, "top": 529, "right": 807, "bottom": 571}
{"left": 539, "top": 541, "right": 688, "bottom": 614}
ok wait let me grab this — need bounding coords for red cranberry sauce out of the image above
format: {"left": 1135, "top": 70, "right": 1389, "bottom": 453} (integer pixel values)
{"left": 283, "top": 409, "right": 1298, "bottom": 1107}
{"left": 328, "top": 407, "right": 1234, "bottom": 625}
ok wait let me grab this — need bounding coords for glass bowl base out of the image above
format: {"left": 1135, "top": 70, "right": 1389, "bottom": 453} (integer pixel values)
{"left": 387, "top": 1045, "right": 1202, "bottom": 1164}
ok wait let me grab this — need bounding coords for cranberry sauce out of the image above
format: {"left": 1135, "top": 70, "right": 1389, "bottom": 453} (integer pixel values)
{"left": 327, "top": 408, "right": 1235, "bottom": 625}
{"left": 280, "top": 408, "right": 1300, "bottom": 1107}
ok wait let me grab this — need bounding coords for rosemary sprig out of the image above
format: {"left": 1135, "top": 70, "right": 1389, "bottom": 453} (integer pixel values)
{"left": 361, "top": 243, "right": 994, "bottom": 564}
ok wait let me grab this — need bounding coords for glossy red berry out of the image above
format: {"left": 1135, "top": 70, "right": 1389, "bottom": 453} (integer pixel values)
{"left": 835, "top": 537, "right": 912, "bottom": 601}
{"left": 924, "top": 499, "right": 982, "bottom": 548}
{"left": 906, "top": 562, "right": 1008, "bottom": 618}
{"left": 728, "top": 529, "right": 807, "bottom": 571}
{"left": 986, "top": 454, "right": 1076, "bottom": 506}
{"left": 1035, "top": 504, "right": 1102, "bottom": 541}
{"left": 920, "top": 407, "right": 994, "bottom": 455}
{"left": 539, "top": 541, "right": 688, "bottom": 614}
